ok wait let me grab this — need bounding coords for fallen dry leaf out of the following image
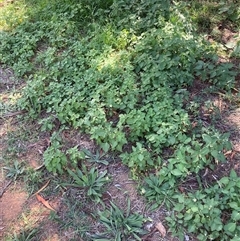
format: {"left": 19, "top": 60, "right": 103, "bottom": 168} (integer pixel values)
{"left": 191, "top": 121, "right": 197, "bottom": 128}
{"left": 155, "top": 221, "right": 166, "bottom": 237}
{"left": 178, "top": 186, "right": 185, "bottom": 193}
{"left": 36, "top": 194, "right": 56, "bottom": 212}
{"left": 231, "top": 151, "right": 236, "bottom": 160}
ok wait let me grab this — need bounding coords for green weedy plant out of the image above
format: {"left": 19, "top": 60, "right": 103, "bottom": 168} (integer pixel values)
{"left": 43, "top": 132, "right": 67, "bottom": 174}
{"left": 10, "top": 228, "right": 40, "bottom": 241}
{"left": 49, "top": 189, "right": 94, "bottom": 241}
{"left": 194, "top": 60, "right": 237, "bottom": 90}
{"left": 38, "top": 116, "right": 56, "bottom": 132}
{"left": 165, "top": 128, "right": 232, "bottom": 178}
{"left": 66, "top": 165, "right": 109, "bottom": 203}
{"left": 66, "top": 146, "right": 86, "bottom": 167}
{"left": 142, "top": 126, "right": 232, "bottom": 213}
{"left": 81, "top": 148, "right": 109, "bottom": 165}
{"left": 1, "top": 0, "right": 236, "bottom": 172}
{"left": 109, "top": 0, "right": 170, "bottom": 32}
{"left": 23, "top": 167, "right": 46, "bottom": 195}
{"left": 141, "top": 174, "right": 177, "bottom": 210}
{"left": 93, "top": 200, "right": 147, "bottom": 241}
{"left": 218, "top": 1, "right": 240, "bottom": 23}
{"left": 66, "top": 147, "right": 110, "bottom": 168}
{"left": 166, "top": 170, "right": 240, "bottom": 241}
{"left": 0, "top": 0, "right": 239, "bottom": 240}
{"left": 3, "top": 160, "right": 25, "bottom": 181}
{"left": 120, "top": 142, "right": 157, "bottom": 178}
{"left": 143, "top": 127, "right": 231, "bottom": 189}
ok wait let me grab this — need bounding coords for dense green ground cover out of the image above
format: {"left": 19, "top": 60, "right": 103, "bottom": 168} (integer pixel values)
{"left": 1, "top": 0, "right": 240, "bottom": 240}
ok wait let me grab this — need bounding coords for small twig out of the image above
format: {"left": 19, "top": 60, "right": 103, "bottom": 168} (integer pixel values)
{"left": 232, "top": 87, "right": 239, "bottom": 93}
{"left": 219, "top": 98, "right": 222, "bottom": 113}
{"left": 202, "top": 168, "right": 209, "bottom": 177}
{"left": 34, "top": 163, "right": 45, "bottom": 171}
{"left": 31, "top": 180, "right": 50, "bottom": 197}
{"left": 141, "top": 227, "right": 157, "bottom": 240}
{"left": 0, "top": 180, "right": 12, "bottom": 198}
{"left": 0, "top": 110, "right": 26, "bottom": 119}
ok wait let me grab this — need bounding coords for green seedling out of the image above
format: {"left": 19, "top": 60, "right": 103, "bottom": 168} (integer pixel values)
{"left": 3, "top": 160, "right": 25, "bottom": 180}
{"left": 93, "top": 199, "right": 147, "bottom": 241}
{"left": 65, "top": 165, "right": 109, "bottom": 203}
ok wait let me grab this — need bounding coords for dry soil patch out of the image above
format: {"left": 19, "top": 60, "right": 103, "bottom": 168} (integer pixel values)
{"left": 0, "top": 187, "right": 27, "bottom": 238}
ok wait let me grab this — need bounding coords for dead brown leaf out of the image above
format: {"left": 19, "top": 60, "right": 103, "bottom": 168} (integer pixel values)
{"left": 36, "top": 194, "right": 56, "bottom": 212}
{"left": 155, "top": 221, "right": 166, "bottom": 237}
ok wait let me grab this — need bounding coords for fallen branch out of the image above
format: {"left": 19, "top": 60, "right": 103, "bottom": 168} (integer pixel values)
{"left": 0, "top": 110, "right": 26, "bottom": 119}
{"left": 0, "top": 180, "right": 12, "bottom": 198}
{"left": 141, "top": 227, "right": 157, "bottom": 240}
{"left": 31, "top": 180, "right": 50, "bottom": 197}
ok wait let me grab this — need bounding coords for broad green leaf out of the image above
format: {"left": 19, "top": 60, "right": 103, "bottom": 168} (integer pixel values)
{"left": 219, "top": 177, "right": 229, "bottom": 185}
{"left": 184, "top": 213, "right": 193, "bottom": 221}
{"left": 230, "top": 169, "right": 238, "bottom": 179}
{"left": 230, "top": 237, "right": 240, "bottom": 241}
{"left": 177, "top": 213, "right": 184, "bottom": 219}
{"left": 188, "top": 225, "right": 195, "bottom": 233}
{"left": 229, "top": 202, "right": 240, "bottom": 210}
{"left": 224, "top": 222, "right": 236, "bottom": 233}
{"left": 171, "top": 169, "right": 182, "bottom": 176}
{"left": 231, "top": 210, "right": 240, "bottom": 221}
{"left": 191, "top": 206, "right": 198, "bottom": 212}
{"left": 174, "top": 203, "right": 185, "bottom": 212}
{"left": 101, "top": 142, "right": 110, "bottom": 153}
{"left": 211, "top": 219, "right": 223, "bottom": 231}
{"left": 138, "top": 154, "right": 144, "bottom": 161}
